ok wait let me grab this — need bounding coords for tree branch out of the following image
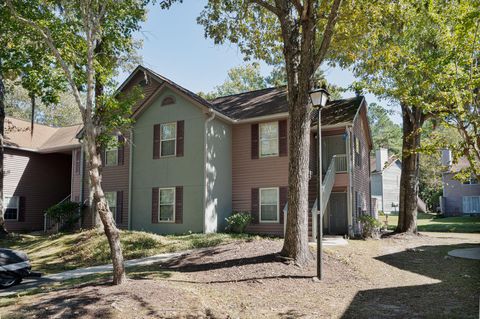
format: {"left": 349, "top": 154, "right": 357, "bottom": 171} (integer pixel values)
{"left": 313, "top": 0, "right": 342, "bottom": 71}
{"left": 5, "top": 0, "right": 86, "bottom": 114}
{"left": 249, "top": 0, "right": 281, "bottom": 17}
{"left": 292, "top": 0, "right": 303, "bottom": 16}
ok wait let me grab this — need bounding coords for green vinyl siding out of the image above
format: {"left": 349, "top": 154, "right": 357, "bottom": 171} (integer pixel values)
{"left": 131, "top": 88, "right": 205, "bottom": 234}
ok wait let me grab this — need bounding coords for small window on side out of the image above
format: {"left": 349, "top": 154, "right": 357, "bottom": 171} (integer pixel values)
{"left": 4, "top": 196, "right": 19, "bottom": 220}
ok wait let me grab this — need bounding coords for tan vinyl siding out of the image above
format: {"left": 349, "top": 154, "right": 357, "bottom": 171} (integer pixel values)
{"left": 71, "top": 133, "right": 130, "bottom": 230}
{"left": 351, "top": 105, "right": 373, "bottom": 229}
{"left": 4, "top": 148, "right": 71, "bottom": 232}
{"left": 101, "top": 132, "right": 130, "bottom": 229}
{"left": 232, "top": 120, "right": 289, "bottom": 235}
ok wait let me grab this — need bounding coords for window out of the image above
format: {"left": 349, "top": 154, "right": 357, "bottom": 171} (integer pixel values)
{"left": 104, "top": 147, "right": 118, "bottom": 166}
{"left": 463, "top": 177, "right": 478, "bottom": 185}
{"left": 159, "top": 188, "right": 175, "bottom": 222}
{"left": 105, "top": 192, "right": 117, "bottom": 218}
{"left": 160, "top": 122, "right": 176, "bottom": 157}
{"left": 161, "top": 96, "right": 176, "bottom": 106}
{"left": 463, "top": 196, "right": 480, "bottom": 213}
{"left": 354, "top": 136, "right": 362, "bottom": 167}
{"left": 260, "top": 188, "right": 279, "bottom": 222}
{"left": 259, "top": 122, "right": 279, "bottom": 157}
{"left": 4, "top": 196, "right": 19, "bottom": 220}
{"left": 75, "top": 149, "right": 81, "bottom": 174}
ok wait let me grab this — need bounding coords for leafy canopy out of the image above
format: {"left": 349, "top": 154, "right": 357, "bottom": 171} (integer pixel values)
{"left": 367, "top": 103, "right": 402, "bottom": 155}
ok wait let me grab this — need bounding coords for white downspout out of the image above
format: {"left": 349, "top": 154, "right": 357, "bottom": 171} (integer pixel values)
{"left": 128, "top": 129, "right": 134, "bottom": 230}
{"left": 203, "top": 110, "right": 216, "bottom": 233}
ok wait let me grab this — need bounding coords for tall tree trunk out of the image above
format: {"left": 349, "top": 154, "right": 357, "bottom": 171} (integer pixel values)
{"left": 0, "top": 61, "right": 8, "bottom": 237}
{"left": 281, "top": 93, "right": 313, "bottom": 265}
{"left": 84, "top": 124, "right": 126, "bottom": 284}
{"left": 279, "top": 5, "right": 316, "bottom": 266}
{"left": 396, "top": 104, "right": 423, "bottom": 233}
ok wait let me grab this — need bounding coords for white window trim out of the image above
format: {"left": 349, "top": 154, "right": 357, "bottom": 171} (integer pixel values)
{"left": 158, "top": 187, "right": 176, "bottom": 223}
{"left": 259, "top": 121, "right": 279, "bottom": 158}
{"left": 160, "top": 122, "right": 177, "bottom": 157}
{"left": 463, "top": 196, "right": 480, "bottom": 213}
{"left": 463, "top": 177, "right": 479, "bottom": 185}
{"left": 4, "top": 195, "right": 19, "bottom": 221}
{"left": 104, "top": 147, "right": 118, "bottom": 166}
{"left": 105, "top": 192, "right": 117, "bottom": 219}
{"left": 259, "top": 187, "right": 279, "bottom": 223}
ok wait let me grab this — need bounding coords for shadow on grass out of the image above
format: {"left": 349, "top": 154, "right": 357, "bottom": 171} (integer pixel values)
{"left": 341, "top": 243, "right": 480, "bottom": 318}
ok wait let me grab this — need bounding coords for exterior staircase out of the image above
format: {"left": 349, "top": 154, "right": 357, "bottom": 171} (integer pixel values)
{"left": 310, "top": 155, "right": 339, "bottom": 240}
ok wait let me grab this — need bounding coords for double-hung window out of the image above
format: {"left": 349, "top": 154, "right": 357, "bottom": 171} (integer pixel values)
{"left": 4, "top": 196, "right": 19, "bottom": 220}
{"left": 354, "top": 136, "right": 362, "bottom": 167}
{"left": 260, "top": 188, "right": 279, "bottom": 222}
{"left": 161, "top": 122, "right": 176, "bottom": 157}
{"left": 104, "top": 136, "right": 118, "bottom": 167}
{"left": 159, "top": 188, "right": 175, "bottom": 222}
{"left": 259, "top": 122, "right": 278, "bottom": 157}
{"left": 105, "top": 147, "right": 118, "bottom": 166}
{"left": 105, "top": 192, "right": 117, "bottom": 218}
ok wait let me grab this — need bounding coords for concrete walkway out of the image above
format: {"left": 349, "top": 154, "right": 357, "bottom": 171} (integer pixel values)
{"left": 448, "top": 247, "right": 480, "bottom": 260}
{"left": 309, "top": 236, "right": 349, "bottom": 247}
{"left": 0, "top": 251, "right": 188, "bottom": 298}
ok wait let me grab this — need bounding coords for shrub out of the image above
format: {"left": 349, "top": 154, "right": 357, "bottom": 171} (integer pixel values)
{"left": 45, "top": 201, "right": 81, "bottom": 232}
{"left": 225, "top": 212, "right": 252, "bottom": 234}
{"left": 359, "top": 215, "right": 382, "bottom": 239}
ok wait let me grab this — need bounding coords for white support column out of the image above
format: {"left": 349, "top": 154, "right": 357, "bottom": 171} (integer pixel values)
{"left": 346, "top": 126, "right": 354, "bottom": 237}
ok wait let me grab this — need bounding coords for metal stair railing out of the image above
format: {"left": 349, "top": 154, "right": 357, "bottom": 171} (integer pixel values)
{"left": 43, "top": 195, "right": 71, "bottom": 233}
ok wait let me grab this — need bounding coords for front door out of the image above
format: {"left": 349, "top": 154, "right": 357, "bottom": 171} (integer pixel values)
{"left": 329, "top": 192, "right": 348, "bottom": 235}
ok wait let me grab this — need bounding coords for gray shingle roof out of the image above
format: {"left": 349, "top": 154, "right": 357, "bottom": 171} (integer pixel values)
{"left": 210, "top": 86, "right": 365, "bottom": 125}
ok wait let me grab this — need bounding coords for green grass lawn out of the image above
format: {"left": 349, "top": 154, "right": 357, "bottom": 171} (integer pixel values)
{"left": 0, "top": 229, "right": 258, "bottom": 274}
{"left": 383, "top": 212, "right": 480, "bottom": 233}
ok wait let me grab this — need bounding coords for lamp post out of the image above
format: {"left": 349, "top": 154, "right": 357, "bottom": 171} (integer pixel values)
{"left": 309, "top": 87, "right": 330, "bottom": 280}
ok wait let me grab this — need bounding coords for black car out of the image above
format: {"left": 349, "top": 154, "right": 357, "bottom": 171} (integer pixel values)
{"left": 0, "top": 248, "right": 40, "bottom": 288}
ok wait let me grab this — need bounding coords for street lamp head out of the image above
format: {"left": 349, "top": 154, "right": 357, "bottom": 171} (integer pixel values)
{"left": 309, "top": 87, "right": 330, "bottom": 109}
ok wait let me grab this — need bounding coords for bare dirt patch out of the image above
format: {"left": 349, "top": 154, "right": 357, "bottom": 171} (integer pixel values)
{"left": 2, "top": 233, "right": 479, "bottom": 318}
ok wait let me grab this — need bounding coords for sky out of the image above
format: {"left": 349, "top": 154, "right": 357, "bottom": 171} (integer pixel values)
{"left": 119, "top": 0, "right": 402, "bottom": 123}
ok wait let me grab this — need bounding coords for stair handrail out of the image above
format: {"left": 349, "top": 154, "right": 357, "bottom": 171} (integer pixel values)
{"left": 43, "top": 194, "right": 72, "bottom": 233}
{"left": 321, "top": 155, "right": 337, "bottom": 216}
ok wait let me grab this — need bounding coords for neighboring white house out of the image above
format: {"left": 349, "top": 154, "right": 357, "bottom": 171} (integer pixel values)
{"left": 371, "top": 148, "right": 401, "bottom": 214}
{"left": 371, "top": 148, "right": 427, "bottom": 215}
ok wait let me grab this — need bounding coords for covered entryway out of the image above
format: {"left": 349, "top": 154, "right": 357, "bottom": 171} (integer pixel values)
{"left": 327, "top": 192, "right": 348, "bottom": 235}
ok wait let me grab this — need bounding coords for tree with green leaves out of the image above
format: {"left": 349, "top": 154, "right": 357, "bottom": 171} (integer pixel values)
{"left": 201, "top": 62, "right": 343, "bottom": 101}
{"left": 5, "top": 0, "right": 165, "bottom": 284}
{"left": 367, "top": 103, "right": 402, "bottom": 155}
{"left": 0, "top": 3, "right": 67, "bottom": 236}
{"left": 198, "top": 0, "right": 378, "bottom": 265}
{"left": 199, "top": 63, "right": 268, "bottom": 99}
{"left": 432, "top": 4, "right": 480, "bottom": 181}
{"left": 337, "top": 1, "right": 479, "bottom": 233}
{"left": 5, "top": 80, "right": 82, "bottom": 126}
